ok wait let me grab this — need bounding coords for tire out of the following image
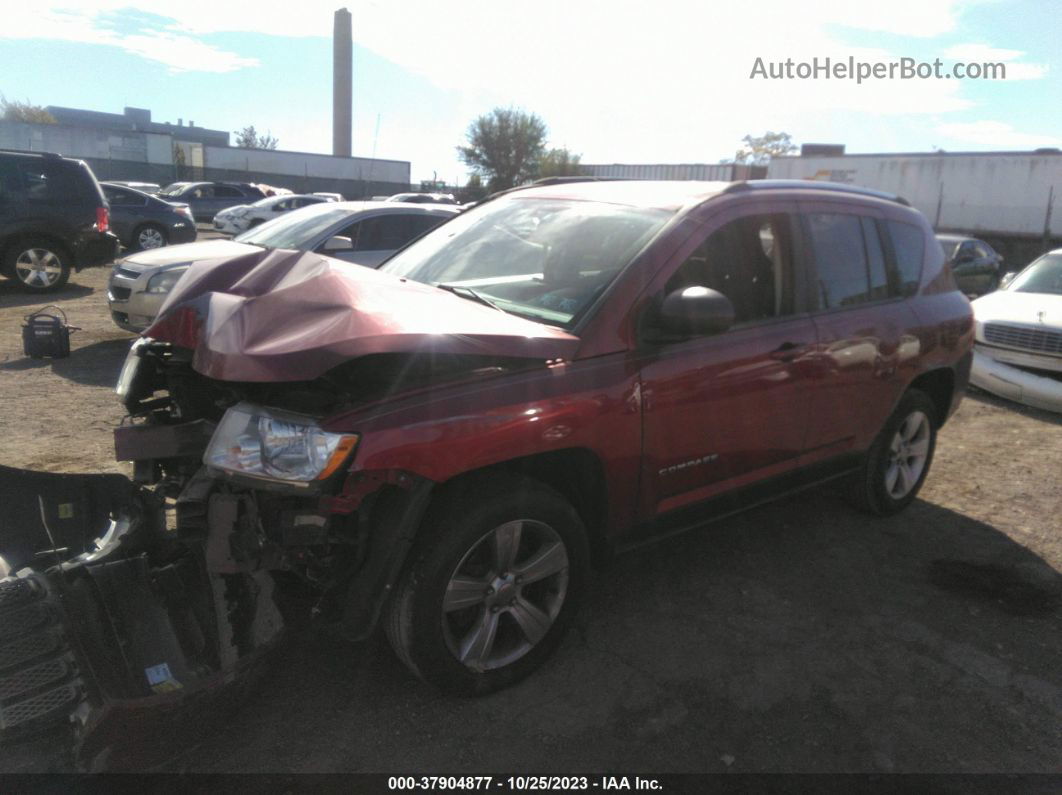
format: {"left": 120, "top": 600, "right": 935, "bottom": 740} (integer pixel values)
{"left": 247, "top": 218, "right": 264, "bottom": 229}
{"left": 385, "top": 473, "right": 589, "bottom": 696}
{"left": 849, "top": 389, "right": 938, "bottom": 516}
{"left": 5, "top": 241, "right": 71, "bottom": 292}
{"left": 133, "top": 223, "right": 167, "bottom": 251}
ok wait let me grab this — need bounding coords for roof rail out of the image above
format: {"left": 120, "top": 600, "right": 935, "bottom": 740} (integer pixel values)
{"left": 0, "top": 148, "right": 63, "bottom": 158}
{"left": 725, "top": 179, "right": 910, "bottom": 206}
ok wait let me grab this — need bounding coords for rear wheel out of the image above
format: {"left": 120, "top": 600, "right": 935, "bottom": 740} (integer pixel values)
{"left": 849, "top": 389, "right": 937, "bottom": 516}
{"left": 6, "top": 241, "right": 71, "bottom": 292}
{"left": 385, "top": 474, "right": 588, "bottom": 695}
{"left": 134, "top": 223, "right": 167, "bottom": 250}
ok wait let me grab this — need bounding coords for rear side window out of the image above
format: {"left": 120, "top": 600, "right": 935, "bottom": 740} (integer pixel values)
{"left": 805, "top": 212, "right": 880, "bottom": 309}
{"left": 214, "top": 185, "right": 243, "bottom": 198}
{"left": 103, "top": 185, "right": 147, "bottom": 206}
{"left": 887, "top": 220, "right": 924, "bottom": 296}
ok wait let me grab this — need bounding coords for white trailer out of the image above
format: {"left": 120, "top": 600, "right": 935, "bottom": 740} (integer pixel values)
{"left": 766, "top": 150, "right": 1060, "bottom": 240}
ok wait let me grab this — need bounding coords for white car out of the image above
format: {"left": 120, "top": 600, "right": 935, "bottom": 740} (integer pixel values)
{"left": 970, "top": 248, "right": 1062, "bottom": 412}
{"left": 213, "top": 194, "right": 336, "bottom": 235}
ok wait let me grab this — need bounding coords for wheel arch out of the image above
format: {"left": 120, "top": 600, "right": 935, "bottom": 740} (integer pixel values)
{"left": 427, "top": 447, "right": 611, "bottom": 566}
{"left": 908, "top": 367, "right": 956, "bottom": 427}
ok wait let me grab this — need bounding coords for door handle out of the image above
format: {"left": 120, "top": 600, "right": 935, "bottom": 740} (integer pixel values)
{"left": 769, "top": 341, "right": 808, "bottom": 361}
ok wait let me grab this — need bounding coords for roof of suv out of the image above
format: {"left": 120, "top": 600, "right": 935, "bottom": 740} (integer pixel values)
{"left": 503, "top": 179, "right": 910, "bottom": 212}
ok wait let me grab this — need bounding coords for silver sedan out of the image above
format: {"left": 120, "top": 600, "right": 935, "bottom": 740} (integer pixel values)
{"left": 107, "top": 201, "right": 458, "bottom": 333}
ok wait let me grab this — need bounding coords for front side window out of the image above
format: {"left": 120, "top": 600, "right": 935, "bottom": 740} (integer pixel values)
{"left": 381, "top": 197, "right": 673, "bottom": 328}
{"left": 665, "top": 213, "right": 797, "bottom": 325}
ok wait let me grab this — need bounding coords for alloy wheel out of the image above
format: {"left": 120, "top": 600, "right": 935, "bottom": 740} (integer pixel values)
{"left": 14, "top": 248, "right": 63, "bottom": 288}
{"left": 441, "top": 519, "right": 569, "bottom": 672}
{"left": 137, "top": 227, "right": 166, "bottom": 249}
{"left": 885, "top": 410, "right": 931, "bottom": 499}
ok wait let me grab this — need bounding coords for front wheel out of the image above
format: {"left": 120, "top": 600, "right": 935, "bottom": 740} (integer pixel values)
{"left": 385, "top": 474, "right": 588, "bottom": 696}
{"left": 849, "top": 389, "right": 938, "bottom": 516}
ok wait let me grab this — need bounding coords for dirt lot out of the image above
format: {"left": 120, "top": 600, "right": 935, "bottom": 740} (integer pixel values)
{"left": 0, "top": 258, "right": 1060, "bottom": 774}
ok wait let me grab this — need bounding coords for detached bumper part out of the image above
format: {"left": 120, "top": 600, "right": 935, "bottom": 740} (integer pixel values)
{"left": 0, "top": 572, "right": 83, "bottom": 734}
{"left": 970, "top": 348, "right": 1062, "bottom": 412}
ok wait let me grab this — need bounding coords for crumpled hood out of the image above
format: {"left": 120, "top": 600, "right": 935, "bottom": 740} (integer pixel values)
{"left": 973, "top": 290, "right": 1062, "bottom": 330}
{"left": 148, "top": 248, "right": 580, "bottom": 382}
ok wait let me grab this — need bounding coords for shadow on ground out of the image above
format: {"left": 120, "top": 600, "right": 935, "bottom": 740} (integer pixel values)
{"left": 6, "top": 489, "right": 1056, "bottom": 774}
{"left": 0, "top": 282, "right": 95, "bottom": 310}
{"left": 0, "top": 338, "right": 132, "bottom": 387}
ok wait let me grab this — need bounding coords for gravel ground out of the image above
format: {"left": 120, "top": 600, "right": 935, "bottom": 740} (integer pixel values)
{"left": 0, "top": 254, "right": 1059, "bottom": 774}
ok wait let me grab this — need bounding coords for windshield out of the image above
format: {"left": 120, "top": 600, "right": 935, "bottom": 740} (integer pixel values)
{"left": 234, "top": 205, "right": 354, "bottom": 249}
{"left": 380, "top": 197, "right": 672, "bottom": 328}
{"left": 1009, "top": 253, "right": 1062, "bottom": 296}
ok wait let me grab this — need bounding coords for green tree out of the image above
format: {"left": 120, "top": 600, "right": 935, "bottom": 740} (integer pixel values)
{"left": 460, "top": 174, "right": 488, "bottom": 203}
{"left": 0, "top": 95, "right": 57, "bottom": 124}
{"left": 725, "top": 131, "right": 797, "bottom": 166}
{"left": 234, "top": 125, "right": 279, "bottom": 150}
{"left": 537, "top": 147, "right": 586, "bottom": 179}
{"left": 457, "top": 108, "right": 547, "bottom": 192}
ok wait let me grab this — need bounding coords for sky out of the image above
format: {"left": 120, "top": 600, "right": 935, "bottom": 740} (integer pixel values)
{"left": 1, "top": 0, "right": 1058, "bottom": 184}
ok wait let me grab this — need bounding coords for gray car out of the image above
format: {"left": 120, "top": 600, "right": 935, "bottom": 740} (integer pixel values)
{"left": 107, "top": 201, "right": 458, "bottom": 332}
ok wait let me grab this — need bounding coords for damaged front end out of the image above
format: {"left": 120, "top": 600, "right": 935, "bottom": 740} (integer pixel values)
{"left": 1, "top": 251, "right": 573, "bottom": 764}
{"left": 0, "top": 463, "right": 287, "bottom": 767}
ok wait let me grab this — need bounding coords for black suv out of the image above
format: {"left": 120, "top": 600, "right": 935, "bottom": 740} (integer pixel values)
{"left": 0, "top": 150, "right": 118, "bottom": 292}
{"left": 157, "top": 181, "right": 266, "bottom": 222}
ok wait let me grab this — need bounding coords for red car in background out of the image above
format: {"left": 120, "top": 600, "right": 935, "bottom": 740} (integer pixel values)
{"left": 1, "top": 179, "right": 972, "bottom": 754}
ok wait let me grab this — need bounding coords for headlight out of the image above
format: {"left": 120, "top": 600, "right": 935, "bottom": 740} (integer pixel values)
{"left": 205, "top": 403, "right": 358, "bottom": 483}
{"left": 146, "top": 267, "right": 188, "bottom": 294}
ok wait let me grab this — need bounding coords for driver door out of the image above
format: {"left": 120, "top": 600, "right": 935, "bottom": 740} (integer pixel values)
{"left": 636, "top": 201, "right": 817, "bottom": 519}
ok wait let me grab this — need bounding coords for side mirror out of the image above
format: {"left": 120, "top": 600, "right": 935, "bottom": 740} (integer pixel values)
{"left": 656, "top": 286, "right": 735, "bottom": 338}
{"left": 322, "top": 235, "right": 353, "bottom": 252}
{"left": 999, "top": 271, "right": 1018, "bottom": 289}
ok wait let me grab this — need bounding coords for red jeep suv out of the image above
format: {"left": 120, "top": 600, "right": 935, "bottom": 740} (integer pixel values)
{"left": 0, "top": 180, "right": 972, "bottom": 745}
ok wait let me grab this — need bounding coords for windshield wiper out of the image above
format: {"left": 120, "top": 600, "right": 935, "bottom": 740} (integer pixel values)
{"left": 435, "top": 283, "right": 506, "bottom": 312}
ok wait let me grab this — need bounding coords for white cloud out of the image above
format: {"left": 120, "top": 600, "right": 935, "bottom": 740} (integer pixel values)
{"left": 2, "top": 6, "right": 258, "bottom": 73}
{"left": 943, "top": 42, "right": 1048, "bottom": 80}
{"left": 936, "top": 120, "right": 1058, "bottom": 148}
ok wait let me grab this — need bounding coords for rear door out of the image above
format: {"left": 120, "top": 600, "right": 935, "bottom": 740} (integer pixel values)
{"left": 637, "top": 200, "right": 818, "bottom": 518}
{"left": 797, "top": 201, "right": 919, "bottom": 460}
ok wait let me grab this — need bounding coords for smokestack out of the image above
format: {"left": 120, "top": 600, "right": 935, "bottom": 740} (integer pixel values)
{"left": 333, "top": 8, "right": 352, "bottom": 158}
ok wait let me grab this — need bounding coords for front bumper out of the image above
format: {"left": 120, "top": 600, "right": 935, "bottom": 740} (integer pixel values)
{"left": 213, "top": 216, "right": 246, "bottom": 235}
{"left": 107, "top": 264, "right": 170, "bottom": 333}
{"left": 970, "top": 346, "right": 1062, "bottom": 413}
{"left": 0, "top": 464, "right": 284, "bottom": 767}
